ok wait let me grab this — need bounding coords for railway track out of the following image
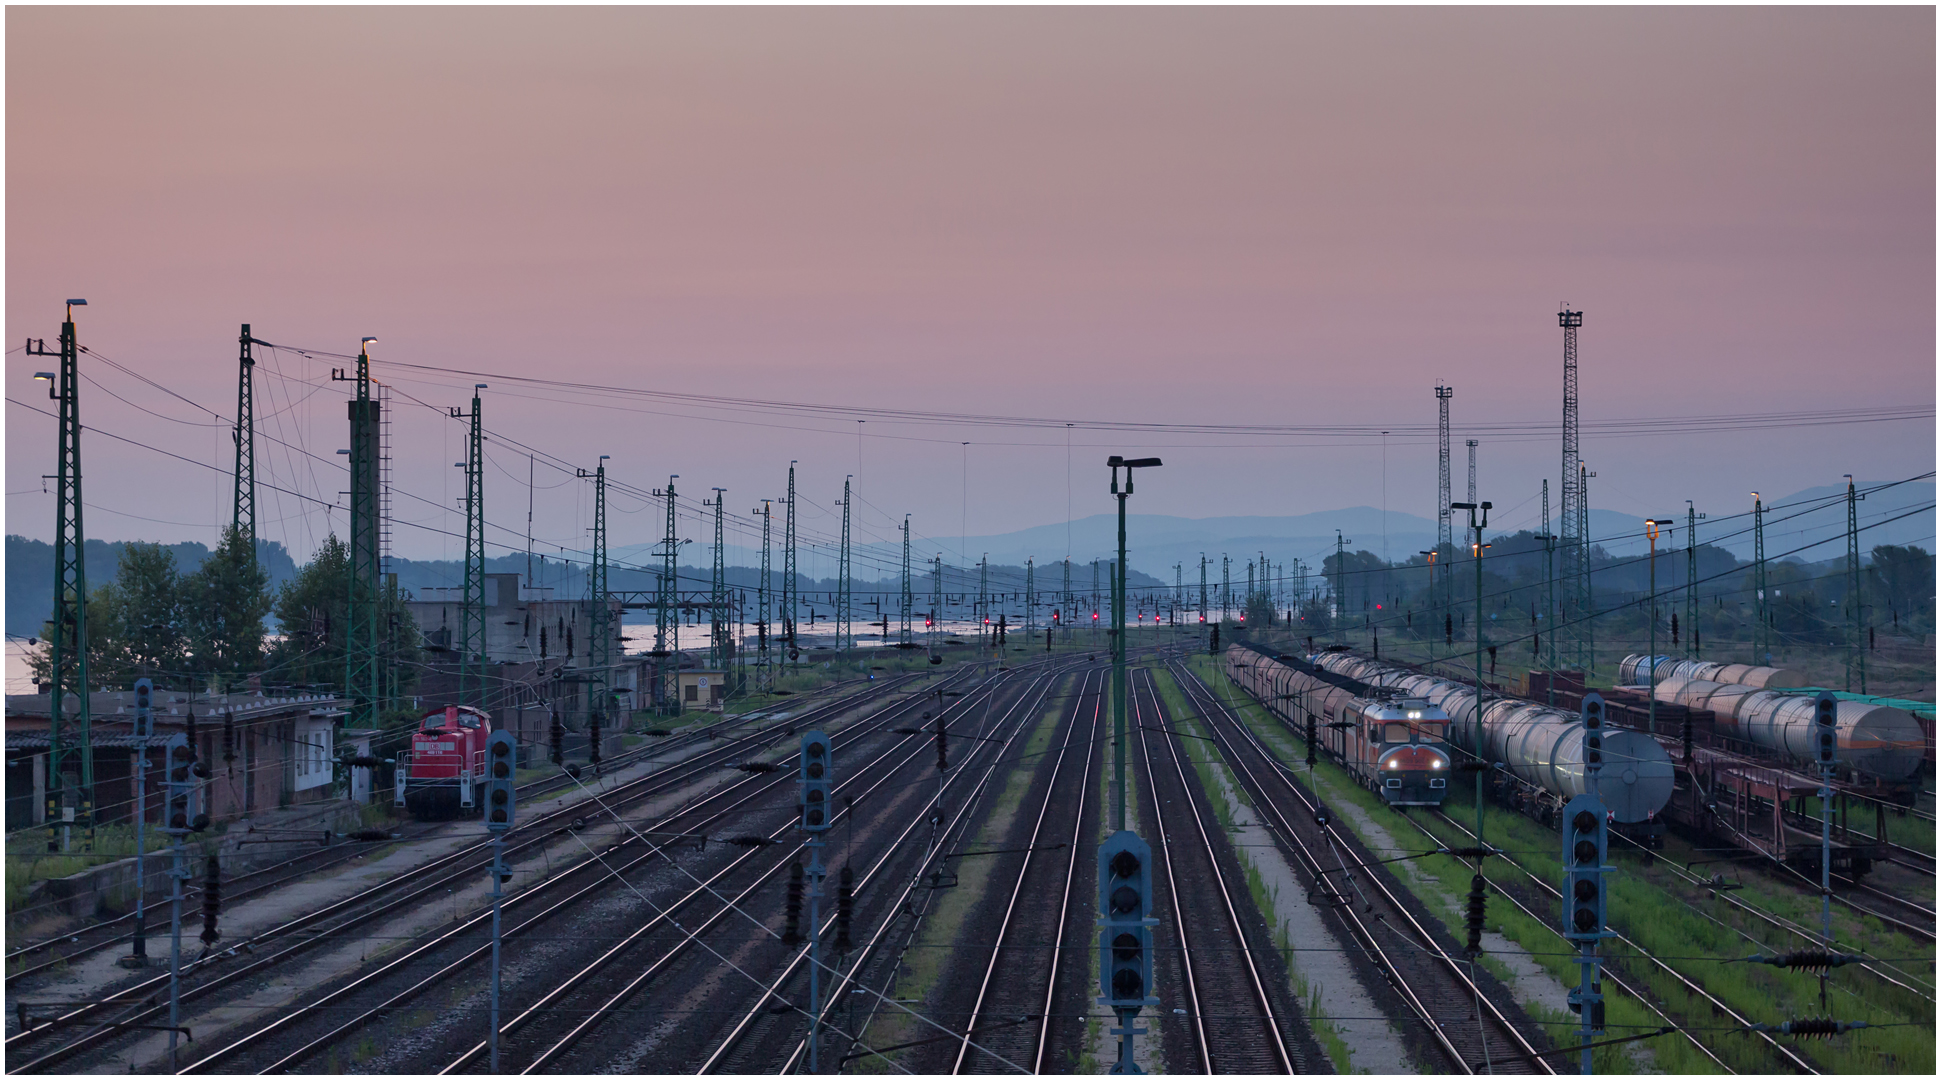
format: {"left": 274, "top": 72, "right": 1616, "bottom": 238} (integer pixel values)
{"left": 1413, "top": 808, "right": 1822, "bottom": 1075}
{"left": 1162, "top": 658, "right": 1552, "bottom": 1075}
{"left": 181, "top": 663, "right": 1000, "bottom": 1074}
{"left": 1132, "top": 666, "right": 1304, "bottom": 1073}
{"left": 2, "top": 696, "right": 814, "bottom": 988}
{"left": 5, "top": 670, "right": 936, "bottom": 1073}
{"left": 685, "top": 658, "right": 1081, "bottom": 1073}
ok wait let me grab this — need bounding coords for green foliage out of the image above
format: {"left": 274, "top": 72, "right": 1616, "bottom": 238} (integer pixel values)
{"left": 180, "top": 525, "right": 272, "bottom": 688}
{"left": 266, "top": 533, "right": 422, "bottom": 693}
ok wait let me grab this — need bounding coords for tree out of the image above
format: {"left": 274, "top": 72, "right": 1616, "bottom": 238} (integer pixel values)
{"left": 181, "top": 525, "right": 272, "bottom": 687}
{"left": 267, "top": 533, "right": 423, "bottom": 694}
{"left": 28, "top": 542, "right": 187, "bottom": 690}
{"left": 1868, "top": 545, "right": 1935, "bottom": 631}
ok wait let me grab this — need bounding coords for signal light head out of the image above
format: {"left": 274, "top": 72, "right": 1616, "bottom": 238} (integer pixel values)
{"left": 1573, "top": 907, "right": 1598, "bottom": 932}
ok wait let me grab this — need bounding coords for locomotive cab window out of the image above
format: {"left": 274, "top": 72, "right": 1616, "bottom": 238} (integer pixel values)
{"left": 1383, "top": 722, "right": 1412, "bottom": 743}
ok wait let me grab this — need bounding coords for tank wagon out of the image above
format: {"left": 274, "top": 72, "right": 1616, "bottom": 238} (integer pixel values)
{"left": 1306, "top": 650, "right": 1675, "bottom": 831}
{"left": 1226, "top": 646, "right": 1454, "bottom": 807}
{"left": 1617, "top": 654, "right": 1805, "bottom": 691}
{"left": 402, "top": 704, "right": 493, "bottom": 819}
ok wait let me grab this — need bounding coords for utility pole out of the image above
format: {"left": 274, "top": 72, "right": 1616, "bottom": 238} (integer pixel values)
{"left": 336, "top": 338, "right": 385, "bottom": 734}
{"left": 979, "top": 555, "right": 991, "bottom": 647}
{"left": 1537, "top": 482, "right": 1557, "bottom": 705}
{"left": 932, "top": 554, "right": 944, "bottom": 649}
{"left": 1846, "top": 476, "right": 1864, "bottom": 693}
{"left": 755, "top": 499, "right": 773, "bottom": 692}
{"left": 1581, "top": 463, "right": 1595, "bottom": 678}
{"left": 1199, "top": 554, "right": 1208, "bottom": 628}
{"left": 709, "top": 488, "right": 727, "bottom": 670}
{"left": 785, "top": 463, "right": 798, "bottom": 669}
{"left": 1104, "top": 455, "right": 1160, "bottom": 1075}
{"left": 588, "top": 458, "right": 612, "bottom": 735}
{"left": 1333, "top": 532, "right": 1349, "bottom": 635}
{"left": 1437, "top": 384, "right": 1454, "bottom": 623}
{"left": 1221, "top": 554, "right": 1231, "bottom": 623}
{"left": 1753, "top": 492, "right": 1769, "bottom": 666}
{"left": 1645, "top": 518, "right": 1671, "bottom": 738}
{"left": 1092, "top": 559, "right": 1102, "bottom": 646}
{"left": 901, "top": 516, "right": 914, "bottom": 646}
{"left": 1025, "top": 557, "right": 1036, "bottom": 643}
{"left": 30, "top": 299, "right": 93, "bottom": 851}
{"left": 1559, "top": 307, "right": 1586, "bottom": 673}
{"left": 455, "top": 384, "right": 486, "bottom": 712}
{"left": 839, "top": 478, "right": 853, "bottom": 654}
{"left": 1686, "top": 501, "right": 1704, "bottom": 660}
{"left": 1062, "top": 558, "right": 1073, "bottom": 642}
{"left": 655, "top": 475, "right": 680, "bottom": 713}
{"left": 232, "top": 325, "right": 258, "bottom": 560}
{"left": 1452, "top": 499, "right": 1492, "bottom": 861}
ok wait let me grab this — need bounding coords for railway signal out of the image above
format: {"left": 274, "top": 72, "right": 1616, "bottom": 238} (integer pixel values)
{"left": 123, "top": 679, "right": 155, "bottom": 969}
{"left": 199, "top": 855, "right": 222, "bottom": 947}
{"left": 1562, "top": 792, "right": 1609, "bottom": 1069}
{"left": 549, "top": 707, "right": 564, "bottom": 766}
{"left": 483, "top": 728, "right": 517, "bottom": 1073}
{"left": 485, "top": 731, "right": 517, "bottom": 832}
{"left": 1098, "top": 829, "right": 1158, "bottom": 1073}
{"left": 800, "top": 730, "right": 833, "bottom": 832}
{"left": 1815, "top": 691, "right": 1838, "bottom": 953}
{"left": 159, "top": 731, "right": 199, "bottom": 1070}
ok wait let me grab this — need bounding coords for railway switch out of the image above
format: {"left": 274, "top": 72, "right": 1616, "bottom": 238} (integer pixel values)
{"left": 484, "top": 731, "right": 517, "bottom": 833}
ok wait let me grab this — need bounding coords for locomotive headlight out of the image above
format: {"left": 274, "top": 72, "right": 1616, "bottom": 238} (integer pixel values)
{"left": 1432, "top": 759, "right": 1444, "bottom": 768}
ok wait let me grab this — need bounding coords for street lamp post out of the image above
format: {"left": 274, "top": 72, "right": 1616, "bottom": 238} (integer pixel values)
{"left": 1108, "top": 455, "right": 1162, "bottom": 832}
{"left": 1645, "top": 518, "right": 1671, "bottom": 738}
{"left": 1418, "top": 551, "right": 1436, "bottom": 667}
{"left": 1452, "top": 499, "right": 1491, "bottom": 850}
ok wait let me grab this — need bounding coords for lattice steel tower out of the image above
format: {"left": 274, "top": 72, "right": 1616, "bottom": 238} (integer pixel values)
{"left": 709, "top": 488, "right": 727, "bottom": 669}
{"left": 233, "top": 325, "right": 258, "bottom": 558}
{"left": 655, "top": 475, "right": 679, "bottom": 711}
{"left": 344, "top": 341, "right": 384, "bottom": 729}
{"left": 31, "top": 301, "right": 93, "bottom": 851}
{"left": 1753, "top": 492, "right": 1768, "bottom": 666}
{"left": 900, "top": 516, "right": 914, "bottom": 645}
{"left": 457, "top": 384, "right": 486, "bottom": 711}
{"left": 838, "top": 477, "right": 853, "bottom": 653}
{"left": 754, "top": 499, "right": 773, "bottom": 692}
{"left": 1846, "top": 477, "right": 1864, "bottom": 693}
{"left": 1558, "top": 307, "right": 1586, "bottom": 671}
{"left": 784, "top": 463, "right": 798, "bottom": 667}
{"left": 1436, "top": 385, "right": 1453, "bottom": 611}
{"left": 587, "top": 458, "right": 612, "bottom": 724}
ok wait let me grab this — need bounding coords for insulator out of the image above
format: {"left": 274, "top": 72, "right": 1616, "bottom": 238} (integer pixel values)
{"left": 1742, "top": 950, "right": 1864, "bottom": 973}
{"left": 222, "top": 715, "right": 237, "bottom": 767}
{"left": 347, "top": 828, "right": 391, "bottom": 842}
{"left": 646, "top": 728, "right": 671, "bottom": 737}
{"left": 835, "top": 866, "right": 855, "bottom": 951}
{"left": 199, "top": 855, "right": 222, "bottom": 945}
{"left": 935, "top": 715, "right": 948, "bottom": 773}
{"left": 1463, "top": 875, "right": 1488, "bottom": 955}
{"left": 725, "top": 835, "right": 778, "bottom": 848}
{"left": 1758, "top": 1018, "right": 1867, "bottom": 1039}
{"left": 1305, "top": 714, "right": 1318, "bottom": 767}
{"left": 1446, "top": 846, "right": 1492, "bottom": 860}
{"left": 1456, "top": 759, "right": 1492, "bottom": 773}
{"left": 588, "top": 714, "right": 602, "bottom": 769}
{"left": 549, "top": 709, "right": 564, "bottom": 766}
{"left": 735, "top": 762, "right": 782, "bottom": 773}
{"left": 346, "top": 755, "right": 382, "bottom": 768}
{"left": 782, "top": 862, "right": 805, "bottom": 946}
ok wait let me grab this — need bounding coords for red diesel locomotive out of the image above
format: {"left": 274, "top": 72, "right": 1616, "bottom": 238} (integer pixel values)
{"left": 400, "top": 704, "right": 493, "bottom": 819}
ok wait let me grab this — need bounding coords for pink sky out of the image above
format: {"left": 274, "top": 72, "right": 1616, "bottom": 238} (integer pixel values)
{"left": 7, "top": 7, "right": 1933, "bottom": 567}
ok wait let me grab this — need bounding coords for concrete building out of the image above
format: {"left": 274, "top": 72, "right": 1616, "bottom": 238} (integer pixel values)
{"left": 6, "top": 688, "right": 351, "bottom": 831}
{"left": 408, "top": 573, "right": 622, "bottom": 668}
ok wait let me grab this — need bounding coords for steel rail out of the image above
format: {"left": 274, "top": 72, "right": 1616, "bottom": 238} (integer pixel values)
{"left": 707, "top": 663, "right": 1075, "bottom": 1075}
{"left": 1134, "top": 667, "right": 1294, "bottom": 1073}
{"left": 1423, "top": 809, "right": 1820, "bottom": 1074}
{"left": 1167, "top": 657, "right": 1548, "bottom": 1075}
{"left": 185, "top": 669, "right": 978, "bottom": 1075}
{"left": 469, "top": 665, "right": 1043, "bottom": 1075}
{"left": 947, "top": 667, "right": 1100, "bottom": 1073}
{"left": 1033, "top": 669, "right": 1104, "bottom": 1075}
{"left": 16, "top": 673, "right": 936, "bottom": 1074}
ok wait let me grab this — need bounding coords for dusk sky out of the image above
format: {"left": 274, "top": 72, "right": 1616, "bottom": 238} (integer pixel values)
{"left": 7, "top": 7, "right": 1934, "bottom": 577}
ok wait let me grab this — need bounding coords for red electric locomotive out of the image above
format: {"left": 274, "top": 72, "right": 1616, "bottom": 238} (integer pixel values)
{"left": 400, "top": 704, "right": 493, "bottom": 820}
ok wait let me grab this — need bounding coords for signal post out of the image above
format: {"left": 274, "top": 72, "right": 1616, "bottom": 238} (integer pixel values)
{"left": 484, "top": 731, "right": 517, "bottom": 1073}
{"left": 799, "top": 731, "right": 834, "bottom": 1071}
{"left": 1562, "top": 693, "right": 1611, "bottom": 1074}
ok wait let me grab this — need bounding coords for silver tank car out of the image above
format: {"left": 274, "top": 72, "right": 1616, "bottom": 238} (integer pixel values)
{"left": 1649, "top": 674, "right": 1926, "bottom": 781}
{"left": 1312, "top": 652, "right": 1675, "bottom": 823}
{"left": 1617, "top": 654, "right": 1806, "bottom": 691}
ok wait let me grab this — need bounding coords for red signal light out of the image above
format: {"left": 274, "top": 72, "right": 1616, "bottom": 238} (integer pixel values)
{"left": 1092, "top": 612, "right": 1099, "bottom": 621}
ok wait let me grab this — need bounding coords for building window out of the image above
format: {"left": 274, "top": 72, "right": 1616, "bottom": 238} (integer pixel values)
{"left": 686, "top": 684, "right": 699, "bottom": 702}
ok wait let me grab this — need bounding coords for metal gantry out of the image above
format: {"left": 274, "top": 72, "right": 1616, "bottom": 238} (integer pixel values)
{"left": 1025, "top": 557, "right": 1036, "bottom": 641}
{"left": 1558, "top": 308, "right": 1587, "bottom": 672}
{"left": 31, "top": 300, "right": 93, "bottom": 851}
{"left": 931, "top": 554, "right": 944, "bottom": 646}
